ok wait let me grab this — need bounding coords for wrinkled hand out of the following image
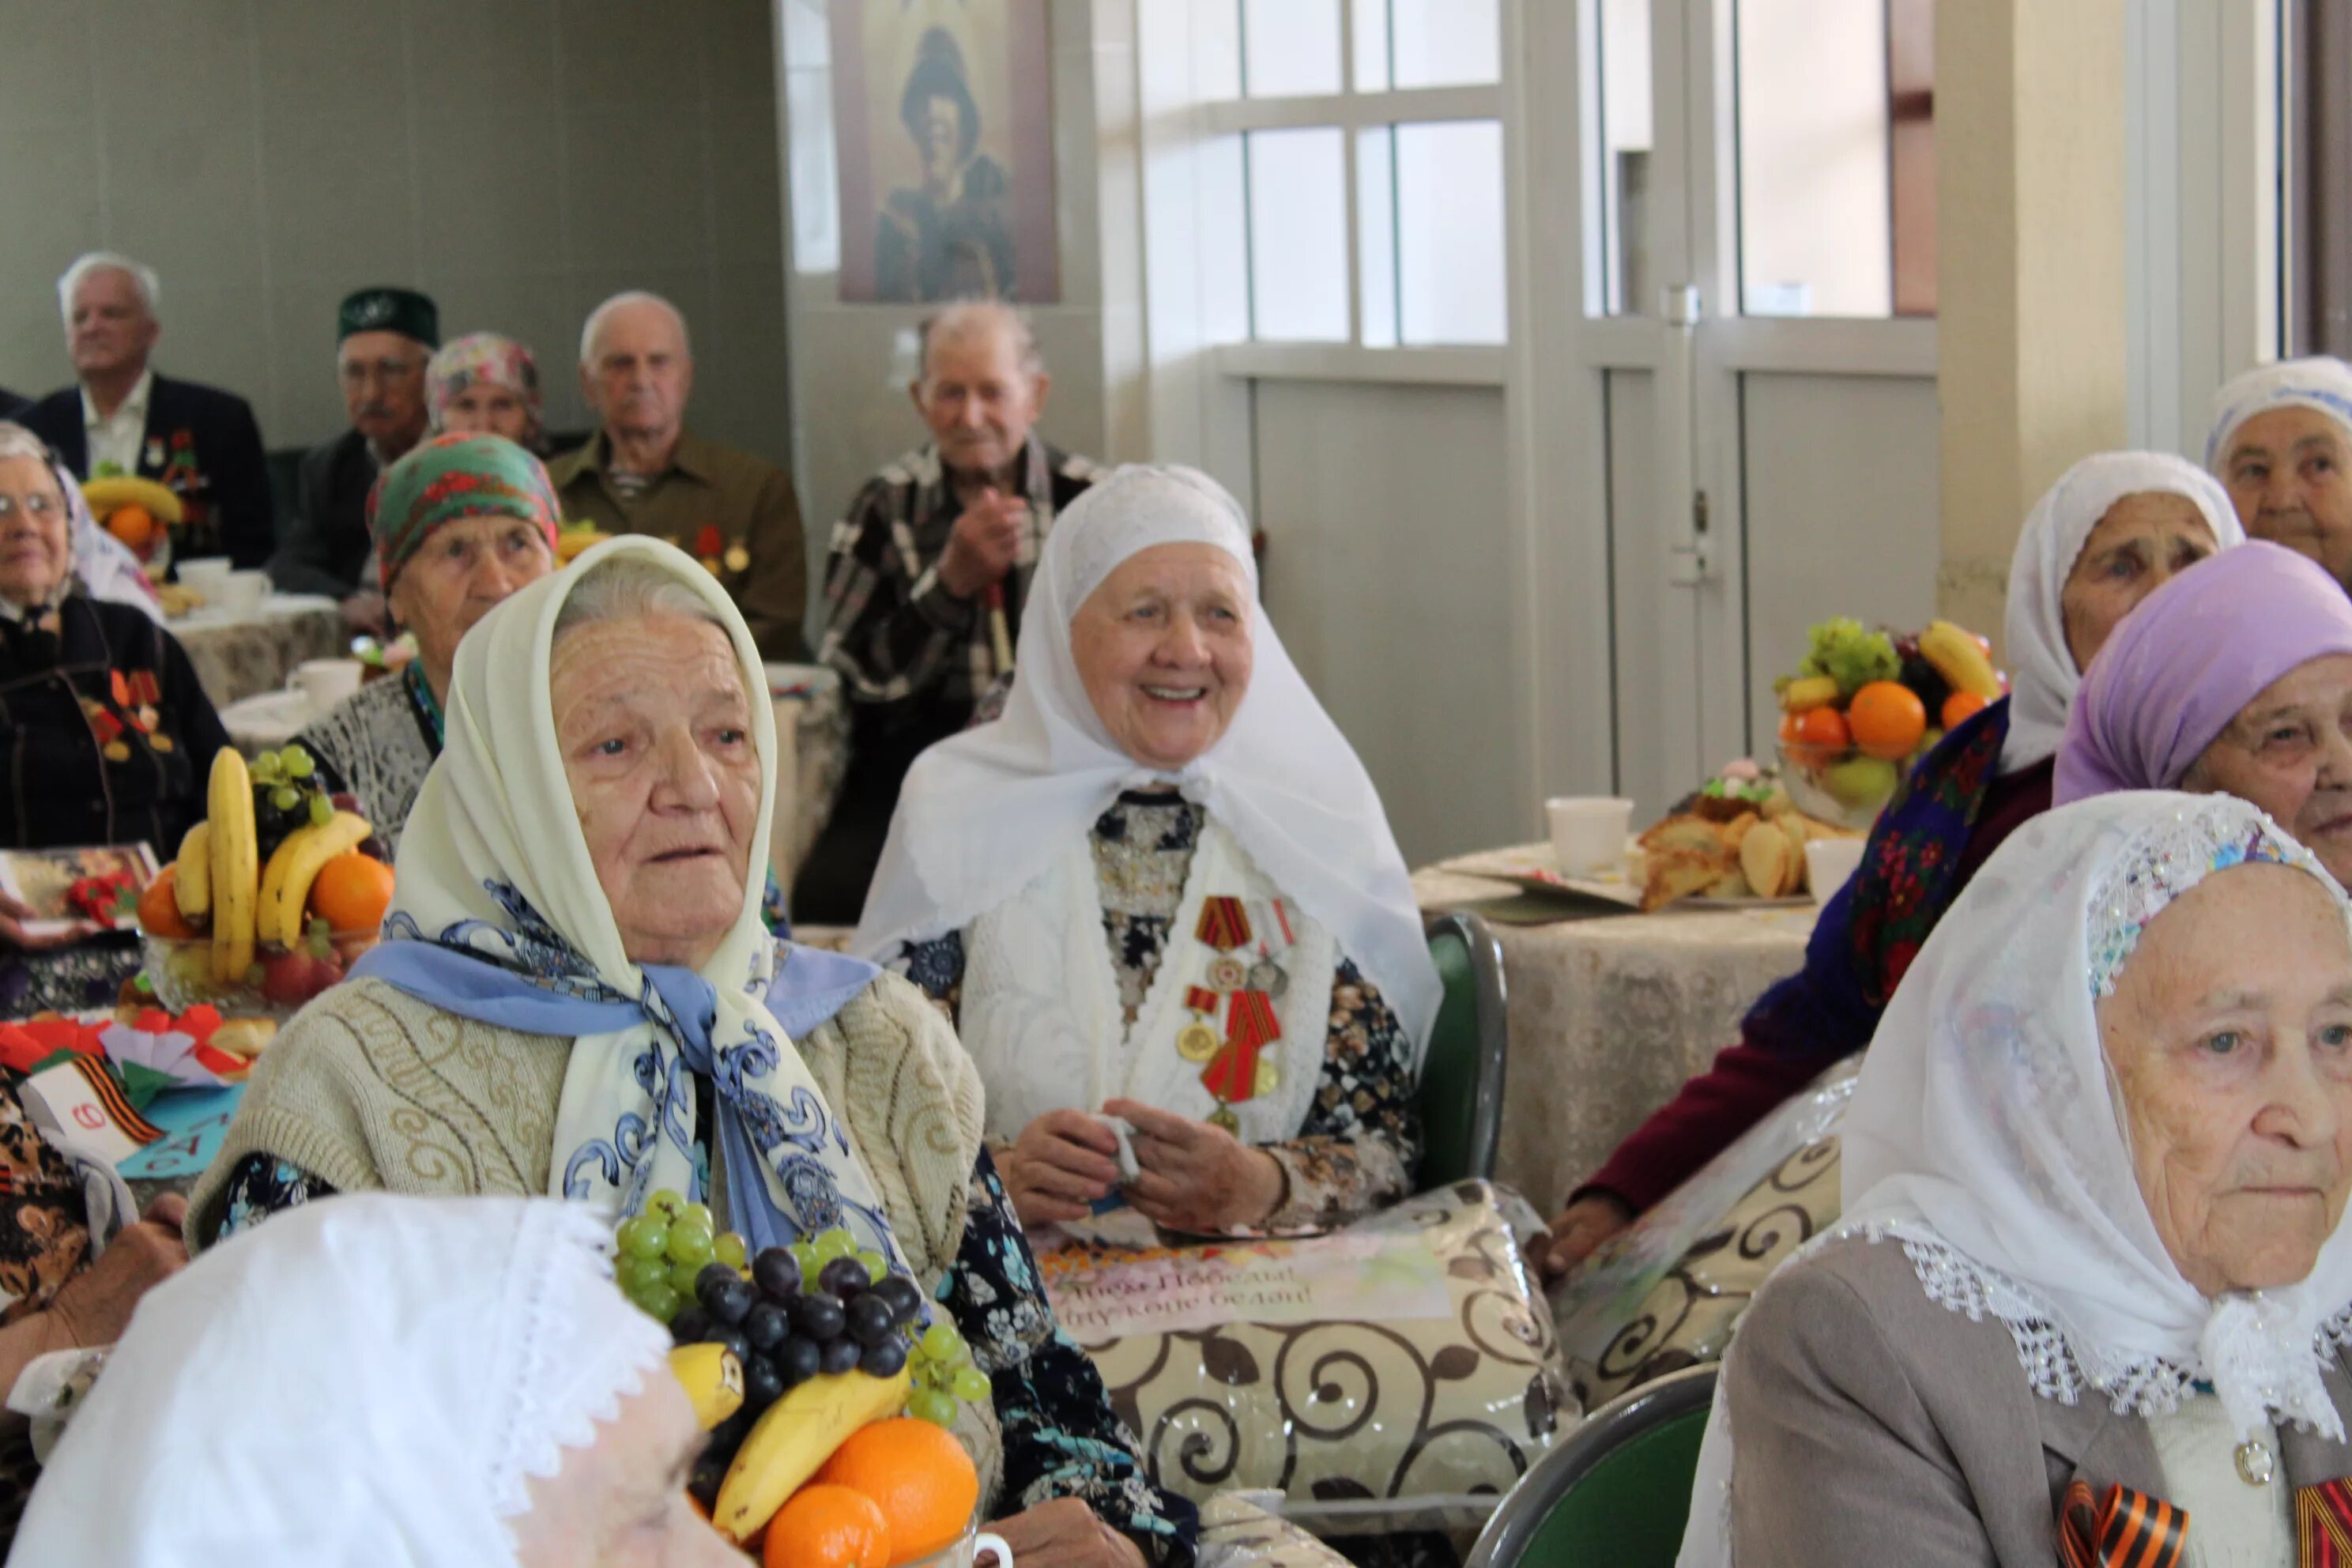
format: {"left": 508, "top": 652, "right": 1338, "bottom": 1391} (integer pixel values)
{"left": 0, "top": 891, "right": 102, "bottom": 952}
{"left": 938, "top": 488, "right": 1028, "bottom": 600}
{"left": 982, "top": 1498, "right": 1146, "bottom": 1568}
{"left": 46, "top": 1193, "right": 188, "bottom": 1350}
{"left": 1544, "top": 1193, "right": 1634, "bottom": 1280}
{"left": 1001, "top": 1110, "right": 1123, "bottom": 1228}
{"left": 1104, "top": 1099, "right": 1284, "bottom": 1234}
{"left": 340, "top": 589, "right": 390, "bottom": 637}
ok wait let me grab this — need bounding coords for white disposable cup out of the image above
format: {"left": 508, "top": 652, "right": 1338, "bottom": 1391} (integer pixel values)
{"left": 176, "top": 558, "right": 232, "bottom": 600}
{"left": 217, "top": 569, "right": 270, "bottom": 615}
{"left": 293, "top": 658, "right": 365, "bottom": 712}
{"left": 1547, "top": 797, "right": 1637, "bottom": 876}
{"left": 1804, "top": 837, "right": 1868, "bottom": 904}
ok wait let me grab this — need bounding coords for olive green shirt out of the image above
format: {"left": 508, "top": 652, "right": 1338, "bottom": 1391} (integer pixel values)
{"left": 546, "top": 428, "right": 807, "bottom": 659}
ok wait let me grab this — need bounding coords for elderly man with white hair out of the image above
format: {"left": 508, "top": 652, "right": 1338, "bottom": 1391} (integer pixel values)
{"left": 20, "top": 251, "right": 273, "bottom": 567}
{"left": 545, "top": 291, "right": 806, "bottom": 658}
{"left": 2206, "top": 355, "right": 2352, "bottom": 593}
{"left": 796, "top": 298, "right": 1100, "bottom": 922}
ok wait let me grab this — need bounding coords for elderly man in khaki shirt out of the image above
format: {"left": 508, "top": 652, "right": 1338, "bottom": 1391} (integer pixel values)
{"left": 546, "top": 291, "right": 806, "bottom": 657}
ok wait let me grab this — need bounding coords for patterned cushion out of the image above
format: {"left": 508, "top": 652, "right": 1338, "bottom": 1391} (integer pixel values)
{"left": 1038, "top": 1182, "right": 1571, "bottom": 1536}
{"left": 1551, "top": 1062, "right": 1856, "bottom": 1409}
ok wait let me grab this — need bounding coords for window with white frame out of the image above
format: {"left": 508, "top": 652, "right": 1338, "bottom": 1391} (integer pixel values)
{"left": 1198, "top": 0, "right": 1508, "bottom": 348}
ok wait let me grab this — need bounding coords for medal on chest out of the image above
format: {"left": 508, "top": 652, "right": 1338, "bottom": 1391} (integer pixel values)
{"left": 1181, "top": 895, "right": 1295, "bottom": 1133}
{"left": 85, "top": 669, "right": 166, "bottom": 763}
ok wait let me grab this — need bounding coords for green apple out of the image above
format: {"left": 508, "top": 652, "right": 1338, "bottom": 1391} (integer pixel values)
{"left": 1826, "top": 754, "right": 1900, "bottom": 810}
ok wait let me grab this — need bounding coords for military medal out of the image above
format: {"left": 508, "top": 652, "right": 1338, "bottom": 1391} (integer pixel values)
{"left": 1175, "top": 1021, "right": 1219, "bottom": 1062}
{"left": 1184, "top": 895, "right": 1291, "bottom": 1126}
{"left": 102, "top": 741, "right": 130, "bottom": 762}
{"left": 724, "top": 544, "right": 751, "bottom": 573}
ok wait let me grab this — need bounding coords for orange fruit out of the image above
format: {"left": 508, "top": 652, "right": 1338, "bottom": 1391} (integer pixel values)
{"left": 1942, "top": 691, "right": 1989, "bottom": 729}
{"left": 307, "top": 852, "right": 394, "bottom": 933}
{"left": 766, "top": 1484, "right": 891, "bottom": 1568}
{"left": 814, "top": 1419, "right": 979, "bottom": 1566}
{"left": 1788, "top": 704, "right": 1850, "bottom": 766}
{"left": 1846, "top": 681, "right": 1928, "bottom": 762}
{"left": 107, "top": 504, "right": 154, "bottom": 550}
{"left": 137, "top": 865, "right": 198, "bottom": 938}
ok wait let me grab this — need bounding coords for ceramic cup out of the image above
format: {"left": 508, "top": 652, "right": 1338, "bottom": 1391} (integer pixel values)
{"left": 904, "top": 1528, "right": 1015, "bottom": 1567}
{"left": 175, "top": 557, "right": 232, "bottom": 602}
{"left": 293, "top": 658, "right": 365, "bottom": 713}
{"left": 1546, "top": 797, "right": 1637, "bottom": 877}
{"left": 217, "top": 569, "right": 270, "bottom": 616}
{"left": 1804, "top": 837, "right": 1868, "bottom": 904}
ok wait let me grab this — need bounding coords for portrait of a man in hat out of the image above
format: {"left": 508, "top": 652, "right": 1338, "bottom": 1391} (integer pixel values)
{"left": 831, "top": 0, "right": 1057, "bottom": 304}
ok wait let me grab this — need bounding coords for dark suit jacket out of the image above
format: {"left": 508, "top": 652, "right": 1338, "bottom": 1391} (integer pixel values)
{"left": 0, "top": 389, "right": 25, "bottom": 421}
{"left": 1724, "top": 1233, "right": 2352, "bottom": 1563}
{"left": 266, "top": 429, "right": 378, "bottom": 599}
{"left": 21, "top": 372, "right": 273, "bottom": 568}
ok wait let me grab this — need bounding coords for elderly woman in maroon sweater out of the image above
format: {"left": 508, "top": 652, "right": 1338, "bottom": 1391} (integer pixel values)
{"left": 1546, "top": 452, "right": 2245, "bottom": 1276}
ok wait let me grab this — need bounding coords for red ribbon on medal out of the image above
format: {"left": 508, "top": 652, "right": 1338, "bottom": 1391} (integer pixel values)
{"left": 1200, "top": 990, "right": 1281, "bottom": 1103}
{"left": 1197, "top": 896, "right": 1252, "bottom": 952}
{"left": 1183, "top": 985, "right": 1220, "bottom": 1015}
{"left": 126, "top": 670, "right": 160, "bottom": 707}
{"left": 2056, "top": 1479, "right": 2186, "bottom": 1568}
{"left": 2300, "top": 1478, "right": 2352, "bottom": 1563}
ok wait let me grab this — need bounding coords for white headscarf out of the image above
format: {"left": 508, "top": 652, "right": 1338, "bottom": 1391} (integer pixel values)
{"left": 375, "top": 535, "right": 917, "bottom": 1269}
{"left": 2001, "top": 452, "right": 2243, "bottom": 775}
{"left": 11, "top": 1194, "right": 667, "bottom": 1566}
{"left": 2205, "top": 356, "right": 2352, "bottom": 473}
{"left": 1680, "top": 792, "right": 2352, "bottom": 1567}
{"left": 853, "top": 463, "right": 1440, "bottom": 1050}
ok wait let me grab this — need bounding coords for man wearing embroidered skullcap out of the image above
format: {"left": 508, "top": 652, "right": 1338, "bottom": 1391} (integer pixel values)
{"left": 546, "top": 290, "right": 807, "bottom": 658}
{"left": 21, "top": 251, "right": 275, "bottom": 569}
{"left": 268, "top": 286, "right": 439, "bottom": 632}
{"left": 2206, "top": 356, "right": 2352, "bottom": 594}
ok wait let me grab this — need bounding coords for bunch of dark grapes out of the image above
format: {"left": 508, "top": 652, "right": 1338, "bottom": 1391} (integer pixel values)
{"left": 248, "top": 745, "right": 336, "bottom": 861}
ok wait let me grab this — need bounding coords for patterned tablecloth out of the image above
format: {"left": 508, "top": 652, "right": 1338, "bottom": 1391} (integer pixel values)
{"left": 1413, "top": 850, "right": 1817, "bottom": 1213}
{"left": 171, "top": 595, "right": 346, "bottom": 710}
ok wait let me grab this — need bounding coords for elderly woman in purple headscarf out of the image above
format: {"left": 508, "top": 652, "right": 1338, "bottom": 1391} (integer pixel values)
{"left": 2059, "top": 539, "right": 2352, "bottom": 884}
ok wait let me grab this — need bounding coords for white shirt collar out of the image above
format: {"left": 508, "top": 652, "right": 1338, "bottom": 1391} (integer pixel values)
{"left": 79, "top": 365, "right": 155, "bottom": 432}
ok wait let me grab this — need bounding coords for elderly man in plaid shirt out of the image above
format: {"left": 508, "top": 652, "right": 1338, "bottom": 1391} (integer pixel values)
{"left": 801, "top": 300, "right": 1101, "bottom": 922}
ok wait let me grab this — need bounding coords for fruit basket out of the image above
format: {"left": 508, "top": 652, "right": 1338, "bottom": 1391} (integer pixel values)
{"left": 1773, "top": 617, "right": 2005, "bottom": 833}
{"left": 141, "top": 926, "right": 378, "bottom": 1019}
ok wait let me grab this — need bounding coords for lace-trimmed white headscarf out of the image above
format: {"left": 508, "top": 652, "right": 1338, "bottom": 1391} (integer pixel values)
{"left": 1682, "top": 791, "right": 2352, "bottom": 1566}
{"left": 12, "top": 1194, "right": 667, "bottom": 1566}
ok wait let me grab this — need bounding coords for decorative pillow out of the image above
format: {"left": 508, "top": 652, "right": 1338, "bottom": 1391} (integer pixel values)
{"left": 1038, "top": 1182, "right": 1571, "bottom": 1537}
{"left": 1550, "top": 1061, "right": 1857, "bottom": 1409}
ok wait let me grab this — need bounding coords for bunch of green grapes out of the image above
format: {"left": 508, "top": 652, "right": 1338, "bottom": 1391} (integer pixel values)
{"left": 614, "top": 1189, "right": 747, "bottom": 1323}
{"left": 1800, "top": 617, "right": 1901, "bottom": 698}
{"left": 905, "top": 1317, "right": 992, "bottom": 1427}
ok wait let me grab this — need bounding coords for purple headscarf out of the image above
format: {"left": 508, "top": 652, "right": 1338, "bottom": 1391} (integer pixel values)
{"left": 2055, "top": 541, "right": 2352, "bottom": 803}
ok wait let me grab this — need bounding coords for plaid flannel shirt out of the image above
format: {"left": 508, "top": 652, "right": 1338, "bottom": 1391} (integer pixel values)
{"left": 819, "top": 439, "right": 1101, "bottom": 707}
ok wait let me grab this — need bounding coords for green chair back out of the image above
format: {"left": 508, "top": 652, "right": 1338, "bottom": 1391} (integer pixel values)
{"left": 1468, "top": 1366, "right": 1717, "bottom": 1568}
{"left": 1416, "top": 913, "right": 1506, "bottom": 1186}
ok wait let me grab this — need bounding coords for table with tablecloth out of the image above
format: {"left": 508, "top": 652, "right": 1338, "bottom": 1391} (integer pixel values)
{"left": 169, "top": 595, "right": 345, "bottom": 710}
{"left": 1413, "top": 850, "right": 1817, "bottom": 1212}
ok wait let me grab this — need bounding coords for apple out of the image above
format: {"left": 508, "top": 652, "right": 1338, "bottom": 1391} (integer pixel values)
{"left": 259, "top": 949, "right": 345, "bottom": 1008}
{"left": 1826, "top": 754, "right": 1900, "bottom": 811}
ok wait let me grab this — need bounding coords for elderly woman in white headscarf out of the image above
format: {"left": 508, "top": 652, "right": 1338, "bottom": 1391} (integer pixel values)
{"left": 855, "top": 465, "right": 1440, "bottom": 1239}
{"left": 187, "top": 537, "right": 1193, "bottom": 1567}
{"left": 1680, "top": 791, "right": 2352, "bottom": 1566}
{"left": 2207, "top": 356, "right": 2352, "bottom": 593}
{"left": 1547, "top": 451, "right": 2245, "bottom": 1276}
{"left": 13, "top": 1193, "right": 735, "bottom": 1566}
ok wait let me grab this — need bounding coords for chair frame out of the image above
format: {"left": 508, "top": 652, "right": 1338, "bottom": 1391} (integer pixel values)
{"left": 1464, "top": 1364, "right": 1720, "bottom": 1567}
{"left": 1422, "top": 910, "right": 1510, "bottom": 1182}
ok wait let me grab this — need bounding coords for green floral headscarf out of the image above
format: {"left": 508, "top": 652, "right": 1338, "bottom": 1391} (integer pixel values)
{"left": 366, "top": 432, "right": 560, "bottom": 591}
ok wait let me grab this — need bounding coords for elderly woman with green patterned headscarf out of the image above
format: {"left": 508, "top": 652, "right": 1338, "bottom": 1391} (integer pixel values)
{"left": 295, "top": 432, "right": 559, "bottom": 855}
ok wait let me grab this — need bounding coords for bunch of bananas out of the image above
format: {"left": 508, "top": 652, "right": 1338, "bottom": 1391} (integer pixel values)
{"left": 81, "top": 475, "right": 184, "bottom": 527}
{"left": 710, "top": 1366, "right": 911, "bottom": 1544}
{"left": 172, "top": 749, "right": 371, "bottom": 984}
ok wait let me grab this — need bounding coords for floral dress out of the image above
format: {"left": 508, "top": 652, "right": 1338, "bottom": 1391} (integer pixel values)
{"left": 217, "top": 1145, "right": 1197, "bottom": 1562}
{"left": 0, "top": 1083, "right": 99, "bottom": 1548}
{"left": 899, "top": 792, "right": 1422, "bottom": 1231}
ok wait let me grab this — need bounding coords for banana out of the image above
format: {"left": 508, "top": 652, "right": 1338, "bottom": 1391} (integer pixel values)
{"left": 81, "top": 474, "right": 185, "bottom": 526}
{"left": 261, "top": 812, "right": 372, "bottom": 948}
{"left": 712, "top": 1368, "right": 910, "bottom": 1544}
{"left": 1778, "top": 675, "right": 1841, "bottom": 714}
{"left": 669, "top": 1344, "right": 745, "bottom": 1432}
{"left": 205, "top": 748, "right": 258, "bottom": 985}
{"left": 174, "top": 822, "right": 211, "bottom": 921}
{"left": 1918, "top": 620, "right": 2003, "bottom": 701}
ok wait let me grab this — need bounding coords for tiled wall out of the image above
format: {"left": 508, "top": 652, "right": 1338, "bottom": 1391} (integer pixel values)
{"left": 0, "top": 0, "right": 793, "bottom": 469}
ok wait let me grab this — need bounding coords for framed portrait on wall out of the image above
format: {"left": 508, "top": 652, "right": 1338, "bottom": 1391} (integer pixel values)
{"left": 829, "top": 0, "right": 1059, "bottom": 304}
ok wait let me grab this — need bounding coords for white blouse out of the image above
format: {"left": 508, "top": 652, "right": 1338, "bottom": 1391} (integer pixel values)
{"left": 2147, "top": 1393, "right": 2293, "bottom": 1568}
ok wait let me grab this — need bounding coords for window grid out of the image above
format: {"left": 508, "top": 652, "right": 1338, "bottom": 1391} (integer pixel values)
{"left": 1228, "top": 0, "right": 1506, "bottom": 349}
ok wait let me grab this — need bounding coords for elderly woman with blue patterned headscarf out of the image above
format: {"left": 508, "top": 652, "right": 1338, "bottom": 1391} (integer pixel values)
{"left": 192, "top": 537, "right": 1196, "bottom": 1568}
{"left": 295, "top": 431, "right": 559, "bottom": 856}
